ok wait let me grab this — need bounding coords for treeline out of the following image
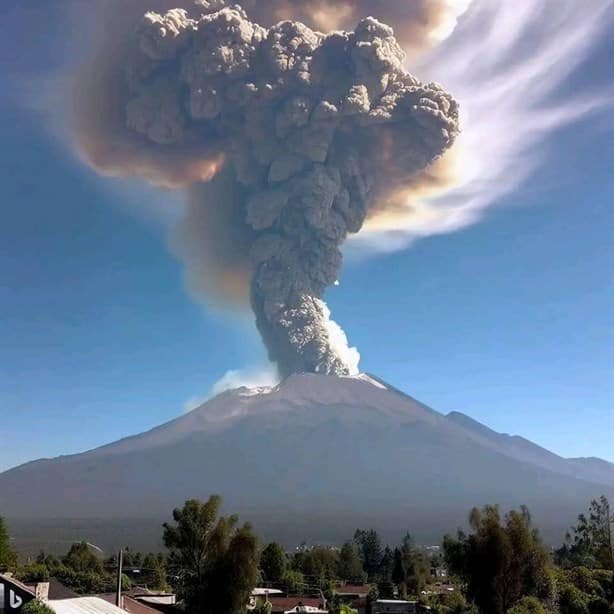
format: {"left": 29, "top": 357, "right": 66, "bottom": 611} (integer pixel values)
{"left": 1, "top": 495, "right": 613, "bottom": 614}
{"left": 11, "top": 542, "right": 167, "bottom": 595}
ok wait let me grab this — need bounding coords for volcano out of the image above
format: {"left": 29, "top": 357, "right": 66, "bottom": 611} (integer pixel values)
{"left": 1, "top": 373, "right": 612, "bottom": 552}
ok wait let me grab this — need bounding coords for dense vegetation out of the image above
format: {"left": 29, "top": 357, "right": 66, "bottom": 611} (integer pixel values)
{"left": 0, "top": 516, "right": 17, "bottom": 571}
{"left": 1, "top": 495, "right": 612, "bottom": 614}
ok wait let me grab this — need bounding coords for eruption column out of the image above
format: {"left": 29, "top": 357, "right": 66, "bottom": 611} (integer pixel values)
{"left": 89, "top": 4, "right": 460, "bottom": 376}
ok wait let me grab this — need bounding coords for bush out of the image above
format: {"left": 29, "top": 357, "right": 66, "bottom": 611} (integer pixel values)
{"left": 22, "top": 601, "right": 55, "bottom": 614}
{"left": 559, "top": 583, "right": 590, "bottom": 614}
{"left": 507, "top": 596, "right": 547, "bottom": 614}
{"left": 18, "top": 564, "right": 50, "bottom": 583}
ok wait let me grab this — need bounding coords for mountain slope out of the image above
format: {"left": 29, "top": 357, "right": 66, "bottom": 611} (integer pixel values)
{"left": 445, "top": 411, "right": 614, "bottom": 487}
{"left": 1, "top": 373, "right": 611, "bottom": 551}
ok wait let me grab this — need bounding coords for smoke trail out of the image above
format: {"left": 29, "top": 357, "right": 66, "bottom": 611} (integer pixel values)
{"left": 75, "top": 3, "right": 459, "bottom": 376}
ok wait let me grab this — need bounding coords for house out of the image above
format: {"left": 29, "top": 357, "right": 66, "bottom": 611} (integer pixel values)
{"left": 267, "top": 596, "right": 328, "bottom": 614}
{"left": 97, "top": 588, "right": 177, "bottom": 614}
{"left": 248, "top": 588, "right": 284, "bottom": 610}
{"left": 372, "top": 599, "right": 418, "bottom": 614}
{"left": 335, "top": 585, "right": 370, "bottom": 599}
{"left": 47, "top": 597, "right": 126, "bottom": 614}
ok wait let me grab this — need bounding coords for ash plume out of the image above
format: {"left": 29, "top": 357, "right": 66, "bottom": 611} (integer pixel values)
{"left": 75, "top": 2, "right": 459, "bottom": 376}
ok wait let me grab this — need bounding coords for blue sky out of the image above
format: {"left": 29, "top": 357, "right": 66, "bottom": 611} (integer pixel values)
{"left": 0, "top": 0, "right": 612, "bottom": 471}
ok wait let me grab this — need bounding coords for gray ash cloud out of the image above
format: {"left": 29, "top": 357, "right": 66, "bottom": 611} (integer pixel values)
{"left": 80, "top": 2, "right": 459, "bottom": 376}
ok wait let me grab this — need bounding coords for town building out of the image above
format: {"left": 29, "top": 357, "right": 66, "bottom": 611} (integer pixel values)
{"left": 372, "top": 599, "right": 418, "bottom": 614}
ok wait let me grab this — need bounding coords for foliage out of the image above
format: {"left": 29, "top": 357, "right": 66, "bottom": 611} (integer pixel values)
{"left": 21, "top": 601, "right": 55, "bottom": 614}
{"left": 252, "top": 601, "right": 272, "bottom": 614}
{"left": 141, "top": 553, "right": 168, "bottom": 591}
{"left": 281, "top": 569, "right": 305, "bottom": 593}
{"left": 62, "top": 541, "right": 104, "bottom": 574}
{"left": 555, "top": 566, "right": 614, "bottom": 614}
{"left": 18, "top": 545, "right": 126, "bottom": 595}
{"left": 558, "top": 583, "right": 590, "bottom": 614}
{"left": 443, "top": 505, "right": 553, "bottom": 614}
{"left": 424, "top": 589, "right": 477, "bottom": 614}
{"left": 556, "top": 496, "right": 614, "bottom": 570}
{"left": 163, "top": 496, "right": 259, "bottom": 614}
{"left": 506, "top": 596, "right": 547, "bottom": 614}
{"left": 327, "top": 592, "right": 358, "bottom": 614}
{"left": 353, "top": 529, "right": 383, "bottom": 579}
{"left": 337, "top": 541, "right": 366, "bottom": 583}
{"left": 260, "top": 542, "right": 287, "bottom": 584}
{"left": 390, "top": 533, "right": 430, "bottom": 598}
{"left": 0, "top": 516, "right": 18, "bottom": 571}
{"left": 19, "top": 563, "right": 50, "bottom": 582}
{"left": 292, "top": 547, "right": 339, "bottom": 588}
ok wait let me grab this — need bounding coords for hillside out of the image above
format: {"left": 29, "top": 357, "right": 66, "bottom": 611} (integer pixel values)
{"left": 1, "top": 373, "right": 611, "bottom": 553}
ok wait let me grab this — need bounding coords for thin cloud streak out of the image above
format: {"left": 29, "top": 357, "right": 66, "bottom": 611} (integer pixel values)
{"left": 355, "top": 0, "right": 614, "bottom": 252}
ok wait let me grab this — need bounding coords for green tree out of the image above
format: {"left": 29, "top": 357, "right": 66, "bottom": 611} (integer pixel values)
{"left": 253, "top": 601, "right": 273, "bottom": 614}
{"left": 558, "top": 497, "right": 614, "bottom": 570}
{"left": 506, "top": 596, "right": 547, "bottom": 614}
{"left": 21, "top": 601, "right": 55, "bottom": 614}
{"left": 354, "top": 529, "right": 383, "bottom": 579}
{"left": 63, "top": 541, "right": 104, "bottom": 574}
{"left": 337, "top": 542, "right": 365, "bottom": 583}
{"left": 142, "top": 553, "right": 167, "bottom": 590}
{"left": 281, "top": 569, "right": 304, "bottom": 593}
{"left": 558, "top": 583, "right": 590, "bottom": 614}
{"left": 427, "top": 589, "right": 475, "bottom": 614}
{"left": 293, "top": 547, "right": 339, "bottom": 588}
{"left": 555, "top": 566, "right": 614, "bottom": 614}
{"left": 260, "top": 542, "right": 287, "bottom": 584}
{"left": 163, "top": 495, "right": 259, "bottom": 614}
{"left": 443, "top": 505, "right": 553, "bottom": 614}
{"left": 392, "top": 548, "right": 407, "bottom": 597}
{"left": 36, "top": 552, "right": 59, "bottom": 569}
{"left": 377, "top": 546, "right": 395, "bottom": 598}
{"left": 18, "top": 564, "right": 50, "bottom": 582}
{"left": 0, "top": 516, "right": 17, "bottom": 571}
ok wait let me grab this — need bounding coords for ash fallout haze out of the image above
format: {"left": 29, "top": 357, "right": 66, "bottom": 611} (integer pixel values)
{"left": 0, "top": 0, "right": 613, "bottom": 544}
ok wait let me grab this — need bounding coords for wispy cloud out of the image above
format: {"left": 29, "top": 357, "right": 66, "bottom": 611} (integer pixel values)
{"left": 355, "top": 0, "right": 614, "bottom": 252}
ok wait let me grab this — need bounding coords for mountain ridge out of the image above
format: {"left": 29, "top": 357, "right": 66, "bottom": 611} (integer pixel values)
{"left": 1, "top": 373, "right": 611, "bottom": 552}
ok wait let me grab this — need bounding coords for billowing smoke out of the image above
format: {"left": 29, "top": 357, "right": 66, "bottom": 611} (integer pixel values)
{"left": 75, "top": 2, "right": 459, "bottom": 376}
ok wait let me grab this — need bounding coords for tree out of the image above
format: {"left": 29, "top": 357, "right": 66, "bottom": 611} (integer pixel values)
{"left": 0, "top": 516, "right": 17, "bottom": 571}
{"left": 63, "top": 541, "right": 103, "bottom": 574}
{"left": 163, "top": 495, "right": 259, "bottom": 614}
{"left": 378, "top": 546, "right": 394, "bottom": 598}
{"left": 506, "top": 596, "right": 547, "bottom": 614}
{"left": 281, "top": 569, "right": 304, "bottom": 593}
{"left": 142, "top": 553, "right": 168, "bottom": 590}
{"left": 260, "top": 542, "right": 286, "bottom": 584}
{"left": 21, "top": 601, "right": 55, "bottom": 614}
{"left": 555, "top": 566, "right": 613, "bottom": 614}
{"left": 353, "top": 529, "right": 383, "bottom": 579}
{"left": 337, "top": 542, "right": 366, "bottom": 583}
{"left": 558, "top": 583, "right": 590, "bottom": 614}
{"left": 443, "top": 505, "right": 553, "bottom": 614}
{"left": 558, "top": 497, "right": 614, "bottom": 570}
{"left": 293, "top": 547, "right": 339, "bottom": 588}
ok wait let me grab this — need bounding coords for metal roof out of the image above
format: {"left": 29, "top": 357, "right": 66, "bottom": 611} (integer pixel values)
{"left": 48, "top": 597, "right": 125, "bottom": 614}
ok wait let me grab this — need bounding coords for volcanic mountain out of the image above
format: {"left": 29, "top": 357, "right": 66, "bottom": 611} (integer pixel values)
{"left": 1, "top": 373, "right": 612, "bottom": 552}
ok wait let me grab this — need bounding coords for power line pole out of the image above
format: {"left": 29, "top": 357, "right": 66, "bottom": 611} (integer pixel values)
{"left": 115, "top": 549, "right": 123, "bottom": 609}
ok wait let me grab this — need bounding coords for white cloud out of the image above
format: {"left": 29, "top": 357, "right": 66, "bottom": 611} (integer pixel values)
{"left": 355, "top": 0, "right": 614, "bottom": 252}
{"left": 183, "top": 365, "right": 279, "bottom": 412}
